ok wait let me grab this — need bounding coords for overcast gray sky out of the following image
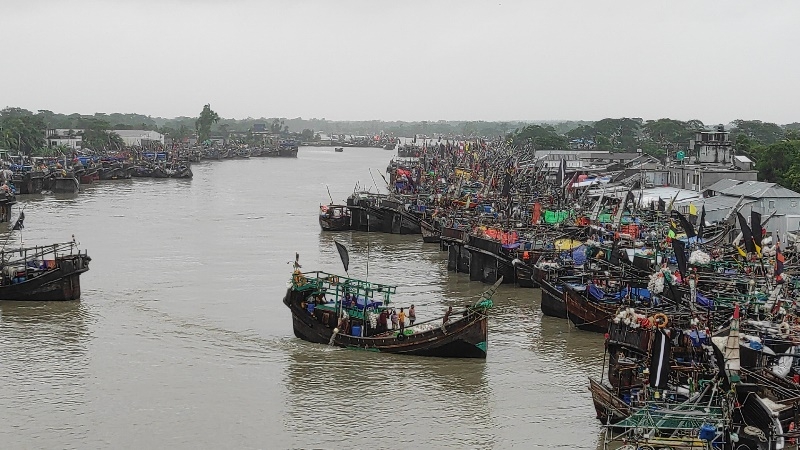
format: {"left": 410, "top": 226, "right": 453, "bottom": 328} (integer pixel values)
{"left": 2, "top": 0, "right": 798, "bottom": 124}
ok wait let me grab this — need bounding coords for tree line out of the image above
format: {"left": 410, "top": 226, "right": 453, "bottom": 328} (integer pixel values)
{"left": 1, "top": 105, "right": 798, "bottom": 189}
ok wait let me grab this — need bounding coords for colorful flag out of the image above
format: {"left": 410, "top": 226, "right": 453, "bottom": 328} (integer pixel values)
{"left": 688, "top": 203, "right": 698, "bottom": 216}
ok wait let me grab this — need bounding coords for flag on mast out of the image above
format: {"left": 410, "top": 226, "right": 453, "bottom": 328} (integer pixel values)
{"left": 334, "top": 241, "right": 350, "bottom": 274}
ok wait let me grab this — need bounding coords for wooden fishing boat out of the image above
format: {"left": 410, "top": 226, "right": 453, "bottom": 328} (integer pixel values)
{"left": 79, "top": 168, "right": 99, "bottom": 184}
{"left": 12, "top": 171, "right": 47, "bottom": 194}
{"left": 97, "top": 165, "right": 117, "bottom": 180}
{"left": 420, "top": 220, "right": 440, "bottom": 243}
{"left": 378, "top": 197, "right": 421, "bottom": 234}
{"left": 168, "top": 164, "right": 193, "bottom": 179}
{"left": 564, "top": 284, "right": 618, "bottom": 333}
{"left": 150, "top": 165, "right": 170, "bottom": 178}
{"left": 588, "top": 377, "right": 632, "bottom": 424}
{"left": 539, "top": 276, "right": 568, "bottom": 319}
{"left": 283, "top": 270, "right": 497, "bottom": 358}
{"left": 334, "top": 147, "right": 344, "bottom": 153}
{"left": 318, "top": 204, "right": 351, "bottom": 231}
{"left": 0, "top": 240, "right": 90, "bottom": 301}
{"left": 397, "top": 144, "right": 420, "bottom": 158}
{"left": 50, "top": 175, "right": 79, "bottom": 194}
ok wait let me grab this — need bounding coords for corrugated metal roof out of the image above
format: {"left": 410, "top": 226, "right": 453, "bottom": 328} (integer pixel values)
{"left": 602, "top": 186, "right": 701, "bottom": 207}
{"left": 705, "top": 178, "right": 743, "bottom": 193}
{"left": 675, "top": 195, "right": 755, "bottom": 212}
{"left": 707, "top": 179, "right": 800, "bottom": 199}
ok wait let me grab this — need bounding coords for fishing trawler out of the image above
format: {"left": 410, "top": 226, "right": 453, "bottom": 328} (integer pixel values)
{"left": 0, "top": 238, "right": 90, "bottom": 301}
{"left": 318, "top": 204, "right": 351, "bottom": 231}
{"left": 282, "top": 255, "right": 496, "bottom": 358}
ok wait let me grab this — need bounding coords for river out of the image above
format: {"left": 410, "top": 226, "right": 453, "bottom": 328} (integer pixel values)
{"left": 0, "top": 147, "right": 607, "bottom": 449}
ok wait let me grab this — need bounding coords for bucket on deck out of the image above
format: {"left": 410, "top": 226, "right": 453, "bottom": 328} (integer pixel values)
{"left": 351, "top": 325, "right": 362, "bottom": 337}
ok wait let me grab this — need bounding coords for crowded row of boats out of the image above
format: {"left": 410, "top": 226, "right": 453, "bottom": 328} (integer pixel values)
{"left": 5, "top": 140, "right": 301, "bottom": 195}
{"left": 297, "top": 140, "right": 800, "bottom": 449}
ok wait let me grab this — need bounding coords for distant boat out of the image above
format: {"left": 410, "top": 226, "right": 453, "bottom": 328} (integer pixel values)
{"left": 318, "top": 204, "right": 351, "bottom": 231}
{"left": 334, "top": 147, "right": 344, "bottom": 152}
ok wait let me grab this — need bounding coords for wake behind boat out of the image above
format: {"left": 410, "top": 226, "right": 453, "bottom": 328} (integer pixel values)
{"left": 283, "top": 260, "right": 497, "bottom": 358}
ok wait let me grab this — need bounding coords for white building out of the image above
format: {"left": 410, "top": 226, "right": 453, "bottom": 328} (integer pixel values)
{"left": 113, "top": 130, "right": 164, "bottom": 147}
{"left": 46, "top": 129, "right": 83, "bottom": 150}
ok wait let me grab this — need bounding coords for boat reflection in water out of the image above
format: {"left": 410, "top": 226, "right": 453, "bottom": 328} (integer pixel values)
{"left": 283, "top": 346, "right": 494, "bottom": 448}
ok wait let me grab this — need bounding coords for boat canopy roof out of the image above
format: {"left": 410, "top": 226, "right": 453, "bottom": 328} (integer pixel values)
{"left": 292, "top": 270, "right": 397, "bottom": 304}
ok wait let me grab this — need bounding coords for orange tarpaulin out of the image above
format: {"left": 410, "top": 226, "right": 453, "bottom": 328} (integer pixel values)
{"left": 481, "top": 228, "right": 519, "bottom": 245}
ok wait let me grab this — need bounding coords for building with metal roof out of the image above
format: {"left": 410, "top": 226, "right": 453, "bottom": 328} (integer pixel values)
{"left": 680, "top": 179, "right": 800, "bottom": 243}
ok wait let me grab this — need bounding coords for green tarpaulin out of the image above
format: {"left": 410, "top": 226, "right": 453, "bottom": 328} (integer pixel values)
{"left": 543, "top": 210, "right": 570, "bottom": 224}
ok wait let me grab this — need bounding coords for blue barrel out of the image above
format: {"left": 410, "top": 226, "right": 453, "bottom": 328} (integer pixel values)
{"left": 351, "top": 325, "right": 362, "bottom": 337}
{"left": 699, "top": 424, "right": 716, "bottom": 441}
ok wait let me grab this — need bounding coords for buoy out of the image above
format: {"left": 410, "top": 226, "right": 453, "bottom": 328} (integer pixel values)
{"left": 653, "top": 313, "right": 669, "bottom": 328}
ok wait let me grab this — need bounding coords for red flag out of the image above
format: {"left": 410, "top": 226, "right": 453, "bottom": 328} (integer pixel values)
{"left": 776, "top": 239, "right": 785, "bottom": 281}
{"left": 532, "top": 202, "right": 541, "bottom": 224}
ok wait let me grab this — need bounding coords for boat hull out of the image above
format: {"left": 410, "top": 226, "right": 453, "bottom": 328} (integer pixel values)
{"left": 319, "top": 215, "right": 351, "bottom": 231}
{"left": 51, "top": 177, "right": 79, "bottom": 194}
{"left": 564, "top": 286, "right": 615, "bottom": 333}
{"left": 539, "top": 278, "right": 568, "bottom": 319}
{"left": 588, "top": 377, "right": 631, "bottom": 424}
{"left": 284, "top": 288, "right": 488, "bottom": 358}
{"left": 0, "top": 254, "right": 90, "bottom": 301}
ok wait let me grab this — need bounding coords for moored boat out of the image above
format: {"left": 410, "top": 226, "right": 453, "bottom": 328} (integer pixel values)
{"left": 0, "top": 239, "right": 90, "bottom": 301}
{"left": 283, "top": 267, "right": 497, "bottom": 358}
{"left": 319, "top": 204, "right": 351, "bottom": 231}
{"left": 420, "top": 220, "right": 440, "bottom": 243}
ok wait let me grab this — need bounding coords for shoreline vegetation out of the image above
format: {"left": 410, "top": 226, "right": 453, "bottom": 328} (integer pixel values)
{"left": 1, "top": 105, "right": 799, "bottom": 190}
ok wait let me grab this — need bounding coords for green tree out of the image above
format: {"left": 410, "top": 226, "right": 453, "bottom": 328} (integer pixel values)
{"left": 593, "top": 118, "right": 641, "bottom": 152}
{"left": 81, "top": 118, "right": 124, "bottom": 151}
{"left": 300, "top": 129, "right": 315, "bottom": 141}
{"left": 0, "top": 107, "right": 46, "bottom": 154}
{"left": 509, "top": 124, "right": 569, "bottom": 149}
{"left": 195, "top": 104, "right": 220, "bottom": 143}
{"left": 755, "top": 140, "right": 800, "bottom": 187}
{"left": 734, "top": 133, "right": 757, "bottom": 158}
{"left": 731, "top": 119, "right": 784, "bottom": 145}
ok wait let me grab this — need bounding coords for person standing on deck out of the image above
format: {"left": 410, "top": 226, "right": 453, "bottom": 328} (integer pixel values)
{"left": 398, "top": 308, "right": 406, "bottom": 333}
{"left": 443, "top": 306, "right": 453, "bottom": 324}
{"left": 408, "top": 305, "right": 416, "bottom": 325}
{"left": 378, "top": 309, "right": 389, "bottom": 333}
{"left": 390, "top": 310, "right": 398, "bottom": 330}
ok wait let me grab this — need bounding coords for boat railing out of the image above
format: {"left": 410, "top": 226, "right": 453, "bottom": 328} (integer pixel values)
{"left": 0, "top": 241, "right": 82, "bottom": 265}
{"left": 292, "top": 270, "right": 397, "bottom": 302}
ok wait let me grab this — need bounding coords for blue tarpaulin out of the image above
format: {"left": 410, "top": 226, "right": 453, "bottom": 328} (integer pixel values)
{"left": 588, "top": 284, "right": 605, "bottom": 300}
{"left": 696, "top": 292, "right": 713, "bottom": 309}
